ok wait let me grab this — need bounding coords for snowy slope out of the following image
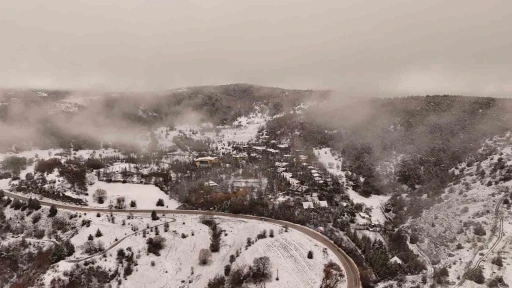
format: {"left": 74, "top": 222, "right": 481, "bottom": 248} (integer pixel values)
{"left": 42, "top": 213, "right": 346, "bottom": 288}
{"left": 314, "top": 148, "right": 390, "bottom": 224}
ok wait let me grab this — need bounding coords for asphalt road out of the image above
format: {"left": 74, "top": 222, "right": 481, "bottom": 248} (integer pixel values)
{"left": 4, "top": 191, "right": 361, "bottom": 288}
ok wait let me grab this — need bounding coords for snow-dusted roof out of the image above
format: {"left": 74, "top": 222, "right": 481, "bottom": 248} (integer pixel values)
{"left": 318, "top": 201, "right": 328, "bottom": 208}
{"left": 194, "top": 156, "right": 218, "bottom": 161}
{"left": 205, "top": 180, "right": 218, "bottom": 187}
{"left": 390, "top": 256, "right": 403, "bottom": 264}
{"left": 302, "top": 202, "right": 314, "bottom": 209}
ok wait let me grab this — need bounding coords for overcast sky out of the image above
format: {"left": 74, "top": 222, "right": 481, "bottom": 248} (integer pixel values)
{"left": 1, "top": 0, "right": 511, "bottom": 97}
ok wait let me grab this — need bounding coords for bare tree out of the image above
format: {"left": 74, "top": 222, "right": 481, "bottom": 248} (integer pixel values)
{"left": 93, "top": 189, "right": 107, "bottom": 204}
{"left": 115, "top": 197, "right": 126, "bottom": 209}
{"left": 199, "top": 248, "right": 212, "bottom": 265}
{"left": 252, "top": 256, "right": 272, "bottom": 282}
{"left": 320, "top": 261, "right": 345, "bottom": 288}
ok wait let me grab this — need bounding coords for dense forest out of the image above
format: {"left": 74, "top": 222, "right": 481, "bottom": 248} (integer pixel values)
{"left": 301, "top": 96, "right": 512, "bottom": 197}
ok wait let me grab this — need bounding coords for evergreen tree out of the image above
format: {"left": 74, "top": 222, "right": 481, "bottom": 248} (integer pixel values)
{"left": 48, "top": 204, "right": 58, "bottom": 217}
{"left": 151, "top": 210, "right": 159, "bottom": 221}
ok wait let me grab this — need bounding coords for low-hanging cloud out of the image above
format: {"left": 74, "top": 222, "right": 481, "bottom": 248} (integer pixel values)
{"left": 1, "top": 0, "right": 511, "bottom": 96}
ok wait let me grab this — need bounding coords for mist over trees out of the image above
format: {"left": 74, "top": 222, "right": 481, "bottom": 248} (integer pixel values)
{"left": 301, "top": 96, "right": 512, "bottom": 198}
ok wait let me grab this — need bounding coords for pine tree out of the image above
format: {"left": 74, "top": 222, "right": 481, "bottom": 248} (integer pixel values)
{"left": 48, "top": 204, "right": 58, "bottom": 217}
{"left": 151, "top": 210, "right": 159, "bottom": 221}
{"left": 95, "top": 229, "right": 103, "bottom": 237}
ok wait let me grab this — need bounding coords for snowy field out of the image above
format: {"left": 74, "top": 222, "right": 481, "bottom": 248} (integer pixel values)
{"left": 42, "top": 213, "right": 346, "bottom": 288}
{"left": 86, "top": 182, "right": 180, "bottom": 209}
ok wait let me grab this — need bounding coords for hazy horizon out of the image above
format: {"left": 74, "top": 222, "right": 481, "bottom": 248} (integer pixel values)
{"left": 1, "top": 0, "right": 512, "bottom": 97}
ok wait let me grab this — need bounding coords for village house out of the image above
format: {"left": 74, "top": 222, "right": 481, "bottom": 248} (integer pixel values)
{"left": 204, "top": 180, "right": 220, "bottom": 192}
{"left": 194, "top": 156, "right": 220, "bottom": 168}
{"left": 232, "top": 178, "right": 264, "bottom": 191}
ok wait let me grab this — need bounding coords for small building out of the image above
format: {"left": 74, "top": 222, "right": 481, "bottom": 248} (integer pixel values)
{"left": 318, "top": 201, "right": 329, "bottom": 208}
{"left": 302, "top": 202, "right": 314, "bottom": 209}
{"left": 390, "top": 256, "right": 403, "bottom": 265}
{"left": 194, "top": 157, "right": 220, "bottom": 168}
{"left": 233, "top": 179, "right": 263, "bottom": 190}
{"left": 204, "top": 180, "right": 219, "bottom": 188}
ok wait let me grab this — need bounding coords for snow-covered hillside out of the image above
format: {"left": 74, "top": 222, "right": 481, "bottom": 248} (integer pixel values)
{"left": 40, "top": 212, "right": 345, "bottom": 288}
{"left": 406, "top": 134, "right": 512, "bottom": 287}
{"left": 314, "top": 148, "right": 390, "bottom": 224}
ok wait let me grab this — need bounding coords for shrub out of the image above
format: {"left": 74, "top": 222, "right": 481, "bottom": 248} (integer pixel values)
{"left": 10, "top": 199, "right": 23, "bottom": 210}
{"left": 207, "top": 275, "right": 226, "bottom": 288}
{"left": 156, "top": 199, "right": 165, "bottom": 207}
{"left": 115, "top": 197, "right": 126, "bottom": 209}
{"left": 257, "top": 230, "right": 267, "bottom": 239}
{"left": 147, "top": 235, "right": 166, "bottom": 256}
{"left": 52, "top": 217, "right": 67, "bottom": 231}
{"left": 307, "top": 250, "right": 313, "bottom": 259}
{"left": 199, "top": 248, "right": 212, "bottom": 265}
{"left": 151, "top": 210, "right": 159, "bottom": 221}
{"left": 32, "top": 212, "right": 42, "bottom": 224}
{"left": 466, "top": 267, "right": 485, "bottom": 284}
{"left": 491, "top": 256, "right": 503, "bottom": 267}
{"left": 224, "top": 264, "right": 231, "bottom": 276}
{"left": 27, "top": 198, "right": 41, "bottom": 210}
{"left": 48, "top": 205, "right": 58, "bottom": 217}
{"left": 95, "top": 229, "right": 103, "bottom": 237}
{"left": 227, "top": 267, "right": 246, "bottom": 287}
{"left": 321, "top": 261, "right": 345, "bottom": 288}
{"left": 124, "top": 263, "right": 133, "bottom": 277}
{"left": 473, "top": 224, "right": 486, "bottom": 236}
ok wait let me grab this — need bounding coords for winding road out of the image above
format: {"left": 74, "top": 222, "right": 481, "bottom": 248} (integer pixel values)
{"left": 4, "top": 191, "right": 361, "bottom": 288}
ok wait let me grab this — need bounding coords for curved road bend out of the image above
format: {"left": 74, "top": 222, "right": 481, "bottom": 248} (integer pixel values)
{"left": 4, "top": 191, "right": 361, "bottom": 288}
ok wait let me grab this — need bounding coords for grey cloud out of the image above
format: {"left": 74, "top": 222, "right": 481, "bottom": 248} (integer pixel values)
{"left": 1, "top": 0, "right": 511, "bottom": 96}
